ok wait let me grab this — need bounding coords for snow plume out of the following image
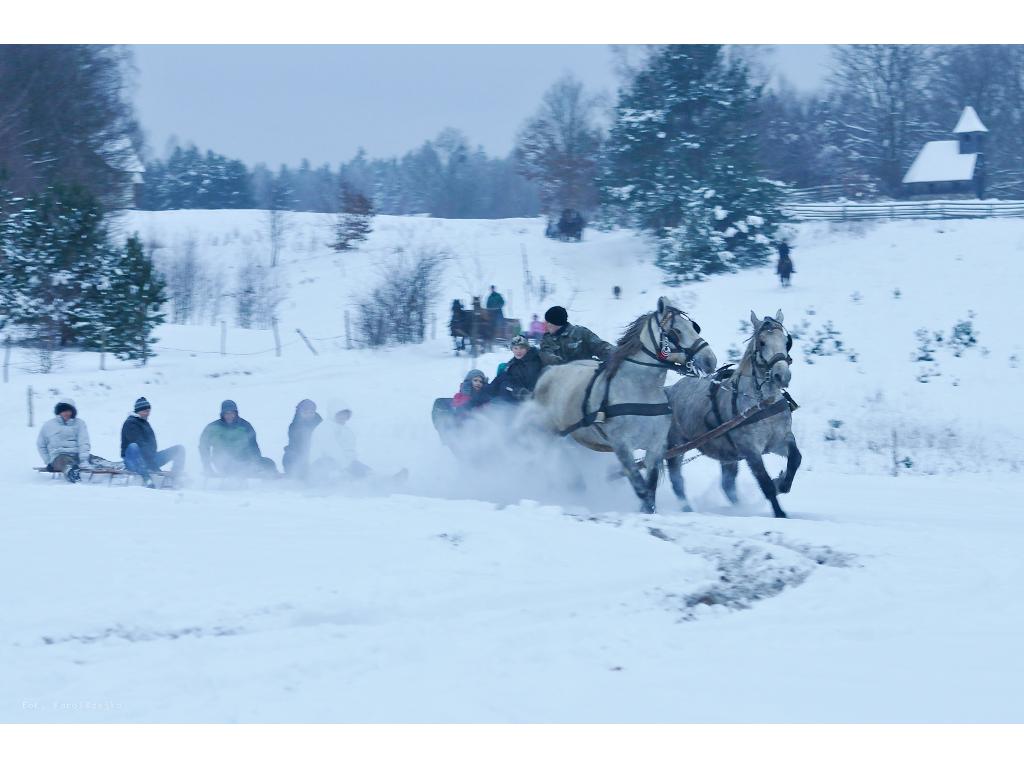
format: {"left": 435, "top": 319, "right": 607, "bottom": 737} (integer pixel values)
{"left": 415, "top": 401, "right": 641, "bottom": 514}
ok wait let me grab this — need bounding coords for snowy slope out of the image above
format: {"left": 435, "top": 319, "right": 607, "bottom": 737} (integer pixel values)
{"left": 1, "top": 212, "right": 1022, "bottom": 723}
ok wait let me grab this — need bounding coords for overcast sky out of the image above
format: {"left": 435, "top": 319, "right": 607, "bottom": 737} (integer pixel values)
{"left": 131, "top": 45, "right": 833, "bottom": 169}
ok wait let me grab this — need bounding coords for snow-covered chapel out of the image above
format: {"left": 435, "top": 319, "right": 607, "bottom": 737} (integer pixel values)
{"left": 902, "top": 106, "right": 988, "bottom": 198}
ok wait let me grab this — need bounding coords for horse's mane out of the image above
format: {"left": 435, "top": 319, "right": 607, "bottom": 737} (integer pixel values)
{"left": 605, "top": 311, "right": 653, "bottom": 377}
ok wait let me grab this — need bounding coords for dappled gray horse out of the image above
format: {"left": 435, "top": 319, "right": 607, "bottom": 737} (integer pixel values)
{"left": 665, "top": 310, "right": 801, "bottom": 518}
{"left": 532, "top": 297, "right": 717, "bottom": 513}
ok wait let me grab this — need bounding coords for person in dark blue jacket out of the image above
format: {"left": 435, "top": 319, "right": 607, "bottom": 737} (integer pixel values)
{"left": 120, "top": 397, "right": 186, "bottom": 487}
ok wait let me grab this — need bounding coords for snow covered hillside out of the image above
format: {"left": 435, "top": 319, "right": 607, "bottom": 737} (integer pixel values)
{"left": 1, "top": 211, "right": 1022, "bottom": 723}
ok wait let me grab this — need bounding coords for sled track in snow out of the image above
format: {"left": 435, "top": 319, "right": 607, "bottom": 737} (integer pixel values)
{"left": 559, "top": 504, "right": 859, "bottom": 619}
{"left": 648, "top": 525, "right": 859, "bottom": 620}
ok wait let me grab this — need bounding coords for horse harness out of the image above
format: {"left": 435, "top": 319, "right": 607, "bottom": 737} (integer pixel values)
{"left": 701, "top": 319, "right": 796, "bottom": 456}
{"left": 559, "top": 309, "right": 707, "bottom": 438}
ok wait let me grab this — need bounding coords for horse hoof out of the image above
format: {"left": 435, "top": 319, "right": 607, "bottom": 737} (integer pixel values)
{"left": 774, "top": 510, "right": 788, "bottom": 519}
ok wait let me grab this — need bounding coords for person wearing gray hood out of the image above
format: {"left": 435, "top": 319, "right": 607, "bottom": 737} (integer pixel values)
{"left": 36, "top": 399, "right": 91, "bottom": 483}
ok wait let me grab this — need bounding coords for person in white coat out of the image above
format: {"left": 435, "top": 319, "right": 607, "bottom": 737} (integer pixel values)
{"left": 36, "top": 399, "right": 91, "bottom": 483}
{"left": 309, "top": 406, "right": 370, "bottom": 480}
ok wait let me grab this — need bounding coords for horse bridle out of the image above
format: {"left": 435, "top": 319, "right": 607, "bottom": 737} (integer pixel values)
{"left": 630, "top": 308, "right": 708, "bottom": 373}
{"left": 751, "top": 318, "right": 792, "bottom": 391}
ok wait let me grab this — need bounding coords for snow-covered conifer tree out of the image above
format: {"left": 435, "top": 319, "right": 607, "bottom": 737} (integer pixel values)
{"left": 601, "top": 45, "right": 782, "bottom": 282}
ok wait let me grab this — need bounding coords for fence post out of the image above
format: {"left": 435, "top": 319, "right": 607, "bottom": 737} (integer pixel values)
{"left": 344, "top": 311, "right": 352, "bottom": 350}
{"left": 891, "top": 429, "right": 899, "bottom": 477}
{"left": 27, "top": 385, "right": 34, "bottom": 428}
{"left": 3, "top": 336, "right": 10, "bottom": 384}
{"left": 296, "top": 328, "right": 318, "bottom": 356}
{"left": 430, "top": 312, "right": 436, "bottom": 341}
{"left": 100, "top": 329, "right": 107, "bottom": 371}
{"left": 220, "top": 321, "right": 227, "bottom": 357}
{"left": 271, "top": 317, "right": 281, "bottom": 358}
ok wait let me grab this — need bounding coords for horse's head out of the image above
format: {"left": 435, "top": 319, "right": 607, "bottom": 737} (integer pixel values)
{"left": 655, "top": 296, "right": 717, "bottom": 375}
{"left": 750, "top": 309, "right": 793, "bottom": 388}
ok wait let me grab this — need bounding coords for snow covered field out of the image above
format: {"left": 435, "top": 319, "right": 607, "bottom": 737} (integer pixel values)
{"left": 1, "top": 211, "right": 1022, "bottom": 722}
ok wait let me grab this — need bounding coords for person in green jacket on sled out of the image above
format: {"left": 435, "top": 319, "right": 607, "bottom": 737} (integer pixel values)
{"left": 199, "top": 400, "right": 278, "bottom": 478}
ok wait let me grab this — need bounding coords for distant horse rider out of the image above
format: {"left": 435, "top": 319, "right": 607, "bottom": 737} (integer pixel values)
{"left": 777, "top": 240, "right": 795, "bottom": 287}
{"left": 486, "top": 285, "right": 505, "bottom": 338}
{"left": 539, "top": 305, "right": 613, "bottom": 366}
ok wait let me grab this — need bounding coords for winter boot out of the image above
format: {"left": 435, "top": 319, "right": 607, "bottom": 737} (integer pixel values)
{"left": 64, "top": 465, "right": 81, "bottom": 484}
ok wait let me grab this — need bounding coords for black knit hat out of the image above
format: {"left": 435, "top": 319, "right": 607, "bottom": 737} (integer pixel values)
{"left": 221, "top": 399, "right": 238, "bottom": 416}
{"left": 544, "top": 306, "right": 568, "bottom": 326}
{"left": 134, "top": 396, "right": 151, "bottom": 413}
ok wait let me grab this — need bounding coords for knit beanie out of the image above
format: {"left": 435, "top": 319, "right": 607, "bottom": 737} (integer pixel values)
{"left": 220, "top": 399, "right": 239, "bottom": 416}
{"left": 134, "top": 396, "right": 151, "bottom": 413}
{"left": 544, "top": 306, "right": 568, "bottom": 326}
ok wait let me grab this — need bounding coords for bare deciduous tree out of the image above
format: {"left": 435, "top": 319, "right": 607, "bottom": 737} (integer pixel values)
{"left": 827, "top": 45, "right": 938, "bottom": 195}
{"left": 514, "top": 75, "right": 605, "bottom": 216}
{"left": 235, "top": 257, "right": 286, "bottom": 330}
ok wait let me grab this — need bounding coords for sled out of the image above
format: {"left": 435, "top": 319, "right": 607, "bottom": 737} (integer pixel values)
{"left": 34, "top": 466, "right": 178, "bottom": 489}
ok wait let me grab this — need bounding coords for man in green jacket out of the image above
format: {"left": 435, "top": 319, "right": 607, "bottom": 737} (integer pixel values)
{"left": 198, "top": 399, "right": 278, "bottom": 477}
{"left": 539, "top": 305, "right": 614, "bottom": 366}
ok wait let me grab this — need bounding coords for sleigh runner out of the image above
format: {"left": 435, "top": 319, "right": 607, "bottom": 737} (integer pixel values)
{"left": 35, "top": 464, "right": 179, "bottom": 489}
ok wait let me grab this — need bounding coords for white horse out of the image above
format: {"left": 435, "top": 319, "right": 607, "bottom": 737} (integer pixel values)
{"left": 532, "top": 297, "right": 717, "bottom": 513}
{"left": 665, "top": 310, "right": 801, "bottom": 518}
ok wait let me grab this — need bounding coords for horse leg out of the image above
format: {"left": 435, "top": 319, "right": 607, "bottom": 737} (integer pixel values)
{"left": 645, "top": 460, "right": 660, "bottom": 505}
{"left": 776, "top": 434, "right": 802, "bottom": 494}
{"left": 614, "top": 446, "right": 656, "bottom": 514}
{"left": 666, "top": 455, "right": 693, "bottom": 513}
{"left": 745, "top": 452, "right": 787, "bottom": 519}
{"left": 721, "top": 461, "right": 740, "bottom": 504}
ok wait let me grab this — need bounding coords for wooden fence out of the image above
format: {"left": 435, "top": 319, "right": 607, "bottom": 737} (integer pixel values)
{"left": 783, "top": 199, "right": 1024, "bottom": 222}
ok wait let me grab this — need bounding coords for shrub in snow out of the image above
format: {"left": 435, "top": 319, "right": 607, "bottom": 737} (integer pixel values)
{"left": 913, "top": 328, "right": 939, "bottom": 362}
{"left": 802, "top": 321, "right": 856, "bottom": 364}
{"left": 824, "top": 419, "right": 845, "bottom": 442}
{"left": 916, "top": 364, "right": 941, "bottom": 383}
{"left": 788, "top": 318, "right": 811, "bottom": 342}
{"left": 947, "top": 312, "right": 978, "bottom": 357}
{"left": 355, "top": 248, "right": 446, "bottom": 347}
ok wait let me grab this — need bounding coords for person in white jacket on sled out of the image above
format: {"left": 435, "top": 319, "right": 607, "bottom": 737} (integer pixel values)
{"left": 308, "top": 405, "right": 407, "bottom": 485}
